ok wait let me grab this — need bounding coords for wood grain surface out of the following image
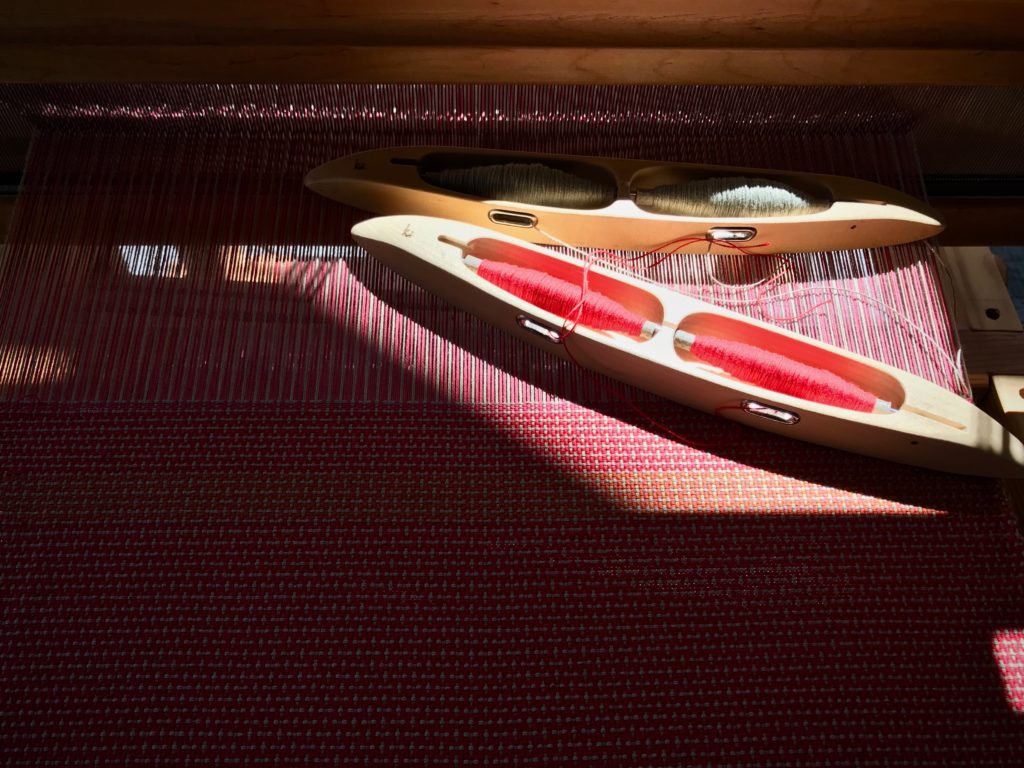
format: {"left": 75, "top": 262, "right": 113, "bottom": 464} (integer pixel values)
{"left": 1, "top": 2, "right": 1021, "bottom": 84}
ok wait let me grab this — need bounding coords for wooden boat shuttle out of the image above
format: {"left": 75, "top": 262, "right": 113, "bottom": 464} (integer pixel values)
{"left": 309, "top": 146, "right": 945, "bottom": 254}
{"left": 350, "top": 215, "right": 1024, "bottom": 479}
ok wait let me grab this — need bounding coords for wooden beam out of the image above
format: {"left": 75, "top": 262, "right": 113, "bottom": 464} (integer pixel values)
{"left": 3, "top": 2, "right": 1023, "bottom": 49}
{"left": 2, "top": 45, "right": 1023, "bottom": 86}
{"left": 943, "top": 247, "right": 1024, "bottom": 334}
{"left": 2, "top": 0, "right": 1022, "bottom": 85}
{"left": 940, "top": 246, "right": 1024, "bottom": 517}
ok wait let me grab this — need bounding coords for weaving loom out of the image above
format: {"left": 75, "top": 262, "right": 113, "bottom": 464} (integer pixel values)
{"left": 2, "top": 75, "right": 1024, "bottom": 768}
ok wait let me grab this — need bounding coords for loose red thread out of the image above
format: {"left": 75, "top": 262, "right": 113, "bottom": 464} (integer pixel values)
{"left": 584, "top": 235, "right": 838, "bottom": 326}
{"left": 558, "top": 232, "right": 792, "bottom": 345}
{"left": 587, "top": 234, "right": 775, "bottom": 272}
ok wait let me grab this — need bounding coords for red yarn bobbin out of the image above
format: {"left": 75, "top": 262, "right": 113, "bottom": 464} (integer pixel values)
{"left": 447, "top": 236, "right": 657, "bottom": 338}
{"left": 475, "top": 260, "right": 651, "bottom": 336}
{"left": 678, "top": 332, "right": 883, "bottom": 412}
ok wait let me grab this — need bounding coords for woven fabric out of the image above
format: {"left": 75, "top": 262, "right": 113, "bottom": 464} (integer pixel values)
{"left": 4, "top": 402, "right": 1024, "bottom": 765}
{"left": 2, "top": 85, "right": 1024, "bottom": 765}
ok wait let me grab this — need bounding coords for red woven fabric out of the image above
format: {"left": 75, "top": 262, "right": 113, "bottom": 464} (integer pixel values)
{"left": 1, "top": 85, "right": 1022, "bottom": 765}
{"left": 4, "top": 402, "right": 1024, "bottom": 766}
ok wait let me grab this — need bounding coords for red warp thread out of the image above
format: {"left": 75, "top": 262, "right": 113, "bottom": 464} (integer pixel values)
{"left": 690, "top": 335, "right": 877, "bottom": 412}
{"left": 476, "top": 259, "right": 648, "bottom": 336}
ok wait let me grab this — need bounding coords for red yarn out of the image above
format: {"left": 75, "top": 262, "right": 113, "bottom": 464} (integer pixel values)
{"left": 690, "top": 335, "right": 877, "bottom": 412}
{"left": 475, "top": 259, "right": 648, "bottom": 336}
